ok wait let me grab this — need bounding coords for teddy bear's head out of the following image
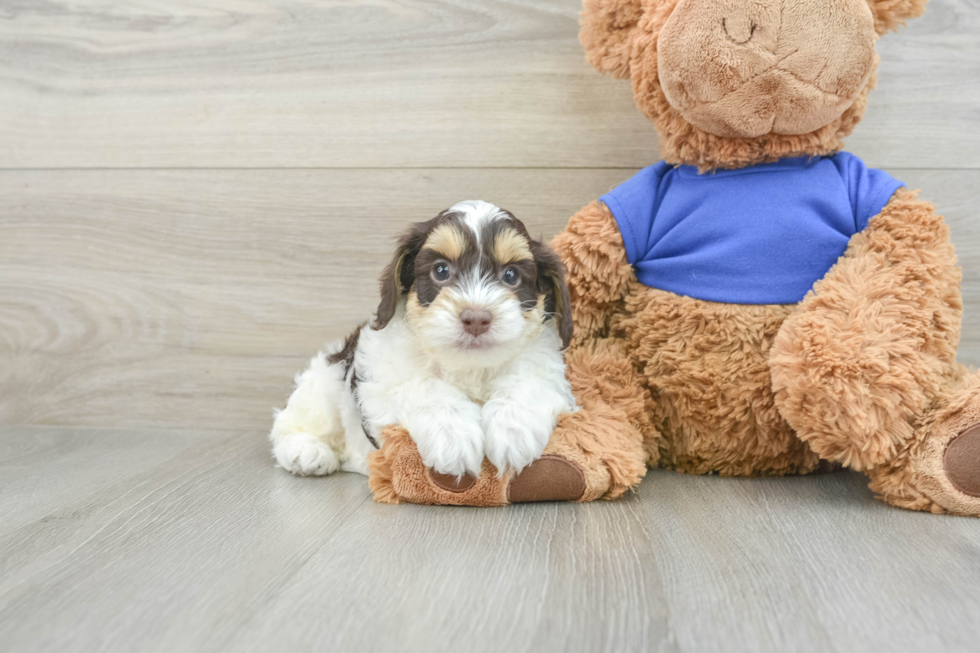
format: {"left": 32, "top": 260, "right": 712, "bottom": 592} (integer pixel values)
{"left": 582, "top": 0, "right": 927, "bottom": 170}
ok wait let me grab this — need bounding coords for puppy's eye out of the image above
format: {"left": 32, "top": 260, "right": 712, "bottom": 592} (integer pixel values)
{"left": 501, "top": 267, "right": 520, "bottom": 287}
{"left": 432, "top": 262, "right": 451, "bottom": 282}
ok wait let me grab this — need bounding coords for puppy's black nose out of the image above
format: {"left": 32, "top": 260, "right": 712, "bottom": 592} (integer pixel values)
{"left": 460, "top": 308, "right": 492, "bottom": 336}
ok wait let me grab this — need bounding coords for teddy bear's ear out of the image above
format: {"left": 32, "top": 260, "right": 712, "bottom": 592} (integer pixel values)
{"left": 580, "top": 0, "right": 645, "bottom": 79}
{"left": 868, "top": 0, "right": 929, "bottom": 35}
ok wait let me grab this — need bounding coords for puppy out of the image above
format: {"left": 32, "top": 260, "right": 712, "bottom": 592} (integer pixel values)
{"left": 269, "top": 200, "right": 577, "bottom": 478}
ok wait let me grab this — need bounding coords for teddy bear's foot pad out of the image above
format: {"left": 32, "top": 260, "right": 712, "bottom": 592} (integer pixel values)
{"left": 428, "top": 470, "right": 478, "bottom": 493}
{"left": 507, "top": 455, "right": 586, "bottom": 503}
{"left": 944, "top": 424, "right": 980, "bottom": 498}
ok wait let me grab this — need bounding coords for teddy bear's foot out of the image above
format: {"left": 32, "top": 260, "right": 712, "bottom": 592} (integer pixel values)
{"left": 367, "top": 424, "right": 600, "bottom": 506}
{"left": 868, "top": 375, "right": 980, "bottom": 516}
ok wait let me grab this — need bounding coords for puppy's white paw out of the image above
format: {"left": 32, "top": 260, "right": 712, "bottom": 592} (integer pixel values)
{"left": 272, "top": 432, "right": 340, "bottom": 476}
{"left": 413, "top": 410, "right": 485, "bottom": 478}
{"left": 482, "top": 399, "right": 553, "bottom": 475}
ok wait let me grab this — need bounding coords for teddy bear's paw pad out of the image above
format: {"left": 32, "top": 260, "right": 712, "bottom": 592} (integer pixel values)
{"left": 507, "top": 455, "right": 586, "bottom": 503}
{"left": 944, "top": 424, "right": 980, "bottom": 498}
{"left": 428, "top": 469, "right": 478, "bottom": 493}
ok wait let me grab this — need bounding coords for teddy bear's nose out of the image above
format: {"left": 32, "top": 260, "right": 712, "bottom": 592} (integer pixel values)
{"left": 722, "top": 15, "right": 758, "bottom": 45}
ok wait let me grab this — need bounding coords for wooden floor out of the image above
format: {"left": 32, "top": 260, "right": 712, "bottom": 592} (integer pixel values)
{"left": 2, "top": 426, "right": 980, "bottom": 653}
{"left": 2, "top": 1, "right": 980, "bottom": 651}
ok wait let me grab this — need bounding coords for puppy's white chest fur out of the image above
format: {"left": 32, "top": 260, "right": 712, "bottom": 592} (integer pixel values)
{"left": 350, "top": 309, "right": 575, "bottom": 477}
{"left": 429, "top": 365, "right": 497, "bottom": 405}
{"left": 352, "top": 309, "right": 552, "bottom": 430}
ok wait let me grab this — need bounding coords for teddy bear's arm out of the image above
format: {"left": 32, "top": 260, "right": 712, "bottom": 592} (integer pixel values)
{"left": 769, "top": 188, "right": 963, "bottom": 471}
{"left": 550, "top": 200, "right": 635, "bottom": 349}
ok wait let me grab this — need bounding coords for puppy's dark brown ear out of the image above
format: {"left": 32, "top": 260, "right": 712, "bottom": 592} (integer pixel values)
{"left": 374, "top": 221, "right": 431, "bottom": 329}
{"left": 533, "top": 240, "right": 573, "bottom": 350}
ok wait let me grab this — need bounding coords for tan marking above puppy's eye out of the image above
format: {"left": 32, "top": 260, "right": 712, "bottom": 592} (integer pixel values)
{"left": 423, "top": 224, "right": 466, "bottom": 260}
{"left": 492, "top": 229, "right": 532, "bottom": 264}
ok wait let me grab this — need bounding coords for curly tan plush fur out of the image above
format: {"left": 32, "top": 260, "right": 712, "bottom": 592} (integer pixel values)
{"left": 771, "top": 188, "right": 963, "bottom": 471}
{"left": 619, "top": 287, "right": 822, "bottom": 476}
{"left": 550, "top": 200, "right": 637, "bottom": 345}
{"left": 867, "top": 374, "right": 980, "bottom": 516}
{"left": 561, "top": 337, "right": 655, "bottom": 490}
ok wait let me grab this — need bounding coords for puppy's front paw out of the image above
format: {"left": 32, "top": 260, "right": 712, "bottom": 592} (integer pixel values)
{"left": 482, "top": 399, "right": 553, "bottom": 475}
{"left": 272, "top": 432, "right": 340, "bottom": 476}
{"left": 413, "top": 407, "right": 484, "bottom": 478}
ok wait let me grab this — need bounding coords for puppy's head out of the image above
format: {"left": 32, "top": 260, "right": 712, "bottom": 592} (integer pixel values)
{"left": 374, "top": 201, "right": 572, "bottom": 368}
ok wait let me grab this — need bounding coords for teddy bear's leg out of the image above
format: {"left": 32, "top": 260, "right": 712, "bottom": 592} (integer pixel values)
{"left": 367, "top": 337, "right": 653, "bottom": 505}
{"left": 531, "top": 337, "right": 656, "bottom": 501}
{"left": 771, "top": 189, "right": 960, "bottom": 471}
{"left": 866, "top": 371, "right": 980, "bottom": 516}
{"left": 770, "top": 189, "right": 980, "bottom": 514}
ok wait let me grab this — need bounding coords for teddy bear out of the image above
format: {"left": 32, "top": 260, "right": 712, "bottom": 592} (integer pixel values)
{"left": 368, "top": 0, "right": 980, "bottom": 517}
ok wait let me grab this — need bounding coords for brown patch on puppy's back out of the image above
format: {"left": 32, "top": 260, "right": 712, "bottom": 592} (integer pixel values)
{"left": 328, "top": 323, "right": 364, "bottom": 370}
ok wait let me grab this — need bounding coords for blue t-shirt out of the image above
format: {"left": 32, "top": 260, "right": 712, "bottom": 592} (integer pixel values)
{"left": 600, "top": 152, "right": 904, "bottom": 304}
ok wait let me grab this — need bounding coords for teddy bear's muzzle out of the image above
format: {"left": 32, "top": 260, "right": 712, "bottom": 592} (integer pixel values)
{"left": 655, "top": 0, "right": 878, "bottom": 138}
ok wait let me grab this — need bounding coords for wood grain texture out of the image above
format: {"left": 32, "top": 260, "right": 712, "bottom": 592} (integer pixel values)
{"left": 0, "top": 0, "right": 977, "bottom": 170}
{"left": 1, "top": 426, "right": 979, "bottom": 653}
{"left": 3, "top": 167, "right": 979, "bottom": 431}
{"left": 2, "top": 2, "right": 979, "bottom": 651}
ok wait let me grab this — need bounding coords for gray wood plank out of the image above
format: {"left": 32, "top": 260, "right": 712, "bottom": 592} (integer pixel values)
{"left": 0, "top": 426, "right": 233, "bottom": 533}
{"left": 0, "top": 426, "right": 373, "bottom": 653}
{"left": 0, "top": 0, "right": 976, "bottom": 170}
{"left": 635, "top": 470, "right": 980, "bottom": 653}
{"left": 0, "top": 426, "right": 978, "bottom": 653}
{"left": 850, "top": 0, "right": 980, "bottom": 168}
{"left": 2, "top": 167, "right": 979, "bottom": 431}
